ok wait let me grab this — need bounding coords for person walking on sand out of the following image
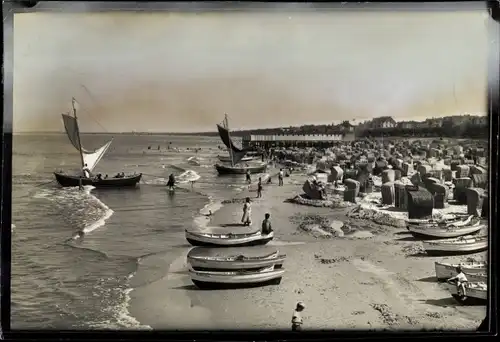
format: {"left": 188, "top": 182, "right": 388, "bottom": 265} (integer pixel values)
{"left": 278, "top": 168, "right": 284, "bottom": 186}
{"left": 241, "top": 197, "right": 252, "bottom": 226}
{"left": 246, "top": 170, "right": 252, "bottom": 184}
{"left": 447, "top": 266, "right": 468, "bottom": 298}
{"left": 261, "top": 213, "right": 273, "bottom": 235}
{"left": 291, "top": 302, "right": 305, "bottom": 331}
{"left": 257, "top": 177, "right": 263, "bottom": 198}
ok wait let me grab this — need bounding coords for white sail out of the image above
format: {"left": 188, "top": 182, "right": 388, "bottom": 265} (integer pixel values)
{"left": 61, "top": 113, "right": 113, "bottom": 172}
{"left": 83, "top": 140, "right": 113, "bottom": 172}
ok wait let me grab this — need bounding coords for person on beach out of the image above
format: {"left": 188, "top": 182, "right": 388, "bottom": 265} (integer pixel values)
{"left": 257, "top": 177, "right": 263, "bottom": 198}
{"left": 278, "top": 169, "right": 284, "bottom": 186}
{"left": 167, "top": 173, "right": 176, "bottom": 191}
{"left": 241, "top": 197, "right": 252, "bottom": 226}
{"left": 246, "top": 170, "right": 252, "bottom": 184}
{"left": 291, "top": 302, "right": 305, "bottom": 331}
{"left": 447, "top": 266, "right": 468, "bottom": 297}
{"left": 261, "top": 213, "right": 273, "bottom": 235}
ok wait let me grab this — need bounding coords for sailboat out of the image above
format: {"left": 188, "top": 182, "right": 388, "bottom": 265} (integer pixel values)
{"left": 53, "top": 98, "right": 142, "bottom": 188}
{"left": 214, "top": 114, "right": 267, "bottom": 175}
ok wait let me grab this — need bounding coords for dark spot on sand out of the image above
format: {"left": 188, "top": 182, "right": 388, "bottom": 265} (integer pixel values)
{"left": 352, "top": 311, "right": 365, "bottom": 315}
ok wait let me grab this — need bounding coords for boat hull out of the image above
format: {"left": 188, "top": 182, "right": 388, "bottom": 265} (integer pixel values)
{"left": 189, "top": 268, "right": 284, "bottom": 289}
{"left": 218, "top": 155, "right": 254, "bottom": 163}
{"left": 54, "top": 172, "right": 142, "bottom": 188}
{"left": 443, "top": 283, "right": 487, "bottom": 305}
{"left": 185, "top": 231, "right": 274, "bottom": 247}
{"left": 215, "top": 163, "right": 267, "bottom": 175}
{"left": 406, "top": 215, "right": 473, "bottom": 230}
{"left": 423, "top": 238, "right": 488, "bottom": 256}
{"left": 434, "top": 262, "right": 487, "bottom": 281}
{"left": 408, "top": 223, "right": 484, "bottom": 239}
{"left": 188, "top": 255, "right": 286, "bottom": 271}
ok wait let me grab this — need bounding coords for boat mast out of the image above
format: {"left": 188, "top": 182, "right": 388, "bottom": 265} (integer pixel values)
{"left": 72, "top": 97, "right": 86, "bottom": 172}
{"left": 225, "top": 113, "right": 235, "bottom": 167}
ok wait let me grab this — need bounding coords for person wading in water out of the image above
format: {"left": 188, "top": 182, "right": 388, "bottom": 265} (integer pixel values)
{"left": 167, "top": 173, "right": 176, "bottom": 191}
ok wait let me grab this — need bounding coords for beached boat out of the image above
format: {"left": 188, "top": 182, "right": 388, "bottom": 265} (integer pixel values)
{"left": 434, "top": 261, "right": 487, "bottom": 281}
{"left": 188, "top": 265, "right": 284, "bottom": 289}
{"left": 408, "top": 219, "right": 484, "bottom": 239}
{"left": 187, "top": 246, "right": 285, "bottom": 271}
{"left": 218, "top": 155, "right": 254, "bottom": 163}
{"left": 443, "top": 281, "right": 487, "bottom": 305}
{"left": 406, "top": 214, "right": 472, "bottom": 230}
{"left": 55, "top": 97, "right": 142, "bottom": 188}
{"left": 422, "top": 235, "right": 488, "bottom": 256}
{"left": 185, "top": 226, "right": 274, "bottom": 247}
{"left": 215, "top": 162, "right": 268, "bottom": 175}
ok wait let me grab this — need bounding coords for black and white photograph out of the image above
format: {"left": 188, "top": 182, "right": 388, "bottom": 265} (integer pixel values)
{"left": 3, "top": 1, "right": 495, "bottom": 332}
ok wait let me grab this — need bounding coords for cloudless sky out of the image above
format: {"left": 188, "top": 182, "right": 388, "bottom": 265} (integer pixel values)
{"left": 12, "top": 5, "right": 492, "bottom": 133}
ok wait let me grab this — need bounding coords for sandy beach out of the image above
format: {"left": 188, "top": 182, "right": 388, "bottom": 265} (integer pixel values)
{"left": 129, "top": 170, "right": 486, "bottom": 331}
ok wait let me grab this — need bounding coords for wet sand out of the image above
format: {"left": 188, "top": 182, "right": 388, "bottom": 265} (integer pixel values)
{"left": 129, "top": 171, "right": 486, "bottom": 330}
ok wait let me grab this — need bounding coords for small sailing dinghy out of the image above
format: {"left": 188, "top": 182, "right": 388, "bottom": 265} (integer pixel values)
{"left": 187, "top": 246, "right": 285, "bottom": 271}
{"left": 422, "top": 235, "right": 488, "bottom": 256}
{"left": 408, "top": 217, "right": 484, "bottom": 239}
{"left": 188, "top": 265, "right": 285, "bottom": 289}
{"left": 185, "top": 226, "right": 274, "bottom": 247}
{"left": 443, "top": 281, "right": 487, "bottom": 305}
{"left": 54, "top": 98, "right": 142, "bottom": 188}
{"left": 214, "top": 114, "right": 268, "bottom": 175}
{"left": 434, "top": 261, "right": 487, "bottom": 281}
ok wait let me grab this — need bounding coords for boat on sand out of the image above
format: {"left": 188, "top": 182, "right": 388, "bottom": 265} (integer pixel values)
{"left": 408, "top": 219, "right": 484, "bottom": 239}
{"left": 422, "top": 235, "right": 488, "bottom": 256}
{"left": 188, "top": 265, "right": 284, "bottom": 289}
{"left": 406, "top": 214, "right": 473, "bottom": 230}
{"left": 434, "top": 261, "right": 487, "bottom": 281}
{"left": 185, "top": 226, "right": 274, "bottom": 247}
{"left": 55, "top": 97, "right": 141, "bottom": 188}
{"left": 443, "top": 281, "right": 487, "bottom": 305}
{"left": 187, "top": 246, "right": 285, "bottom": 271}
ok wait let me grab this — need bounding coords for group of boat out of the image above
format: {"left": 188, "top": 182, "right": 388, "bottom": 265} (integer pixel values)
{"left": 405, "top": 214, "right": 488, "bottom": 305}
{"left": 184, "top": 226, "right": 282, "bottom": 289}
{"left": 406, "top": 214, "right": 487, "bottom": 256}
{"left": 53, "top": 100, "right": 267, "bottom": 188}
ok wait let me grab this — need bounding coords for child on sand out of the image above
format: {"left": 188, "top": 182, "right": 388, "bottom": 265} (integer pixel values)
{"left": 447, "top": 266, "right": 468, "bottom": 298}
{"left": 291, "top": 302, "right": 305, "bottom": 331}
{"left": 261, "top": 213, "right": 273, "bottom": 235}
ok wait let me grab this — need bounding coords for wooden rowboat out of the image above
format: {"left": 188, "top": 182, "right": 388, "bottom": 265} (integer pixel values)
{"left": 422, "top": 235, "right": 488, "bottom": 256}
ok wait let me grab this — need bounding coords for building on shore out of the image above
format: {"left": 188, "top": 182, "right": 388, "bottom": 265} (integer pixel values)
{"left": 242, "top": 132, "right": 356, "bottom": 150}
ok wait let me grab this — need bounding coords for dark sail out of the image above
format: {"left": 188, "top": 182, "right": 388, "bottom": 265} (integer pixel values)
{"left": 216, "top": 124, "right": 247, "bottom": 164}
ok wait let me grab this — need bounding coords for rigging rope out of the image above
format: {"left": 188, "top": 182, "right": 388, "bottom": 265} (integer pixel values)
{"left": 78, "top": 84, "right": 109, "bottom": 134}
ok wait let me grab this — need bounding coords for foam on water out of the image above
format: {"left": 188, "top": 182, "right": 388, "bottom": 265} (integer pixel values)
{"left": 177, "top": 170, "right": 201, "bottom": 183}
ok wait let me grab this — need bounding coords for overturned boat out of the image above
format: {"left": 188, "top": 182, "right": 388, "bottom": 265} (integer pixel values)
{"left": 185, "top": 226, "right": 274, "bottom": 247}
{"left": 55, "top": 97, "right": 142, "bottom": 188}
{"left": 187, "top": 246, "right": 285, "bottom": 271}
{"left": 408, "top": 218, "right": 484, "bottom": 239}
{"left": 434, "top": 261, "right": 487, "bottom": 281}
{"left": 188, "top": 265, "right": 284, "bottom": 289}
{"left": 422, "top": 235, "right": 488, "bottom": 256}
{"left": 443, "top": 281, "right": 487, "bottom": 305}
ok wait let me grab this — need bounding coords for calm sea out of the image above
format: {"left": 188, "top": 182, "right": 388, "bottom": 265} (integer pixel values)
{"left": 11, "top": 133, "right": 263, "bottom": 329}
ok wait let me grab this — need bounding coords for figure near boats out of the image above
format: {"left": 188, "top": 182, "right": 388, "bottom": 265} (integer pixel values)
{"left": 291, "top": 301, "right": 305, "bottom": 331}
{"left": 447, "top": 266, "right": 468, "bottom": 298}
{"left": 241, "top": 197, "right": 252, "bottom": 226}
{"left": 257, "top": 177, "right": 263, "bottom": 198}
{"left": 167, "top": 173, "right": 176, "bottom": 191}
{"left": 261, "top": 213, "right": 273, "bottom": 235}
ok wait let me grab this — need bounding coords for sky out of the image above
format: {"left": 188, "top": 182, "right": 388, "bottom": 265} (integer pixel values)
{"left": 11, "top": 4, "right": 494, "bottom": 133}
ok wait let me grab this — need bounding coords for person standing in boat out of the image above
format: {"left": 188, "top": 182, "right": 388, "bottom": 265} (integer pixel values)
{"left": 257, "top": 177, "right": 263, "bottom": 198}
{"left": 241, "top": 197, "right": 252, "bottom": 226}
{"left": 82, "top": 163, "right": 91, "bottom": 178}
{"left": 291, "top": 302, "right": 305, "bottom": 331}
{"left": 261, "top": 213, "right": 273, "bottom": 235}
{"left": 447, "top": 266, "right": 468, "bottom": 298}
{"left": 167, "top": 173, "right": 176, "bottom": 191}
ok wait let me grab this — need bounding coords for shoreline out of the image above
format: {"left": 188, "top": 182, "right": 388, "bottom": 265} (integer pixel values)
{"left": 128, "top": 168, "right": 486, "bottom": 331}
